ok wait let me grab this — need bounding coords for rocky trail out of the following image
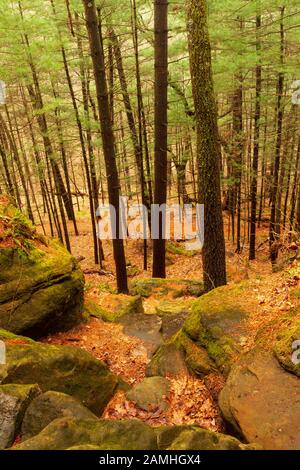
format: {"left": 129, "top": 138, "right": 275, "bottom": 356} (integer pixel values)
{"left": 44, "top": 284, "right": 224, "bottom": 432}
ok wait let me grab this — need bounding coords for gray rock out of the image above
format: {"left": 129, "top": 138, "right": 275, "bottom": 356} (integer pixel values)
{"left": 126, "top": 376, "right": 170, "bottom": 412}
{"left": 120, "top": 312, "right": 163, "bottom": 356}
{"left": 0, "top": 383, "right": 40, "bottom": 449}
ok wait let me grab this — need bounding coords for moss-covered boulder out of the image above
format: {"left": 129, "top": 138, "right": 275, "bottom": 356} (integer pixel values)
{"left": 21, "top": 391, "right": 98, "bottom": 440}
{"left": 173, "top": 331, "right": 218, "bottom": 376}
{"left": 181, "top": 283, "right": 250, "bottom": 375}
{"left": 219, "top": 349, "right": 300, "bottom": 449}
{"left": 155, "top": 299, "right": 193, "bottom": 316}
{"left": 0, "top": 383, "right": 41, "bottom": 449}
{"left": 0, "top": 201, "right": 84, "bottom": 336}
{"left": 0, "top": 328, "right": 34, "bottom": 343}
{"left": 273, "top": 308, "right": 300, "bottom": 376}
{"left": 157, "top": 425, "right": 258, "bottom": 450}
{"left": 0, "top": 339, "right": 118, "bottom": 415}
{"left": 89, "top": 293, "right": 143, "bottom": 322}
{"left": 13, "top": 418, "right": 158, "bottom": 450}
{"left": 130, "top": 278, "right": 204, "bottom": 298}
{"left": 154, "top": 299, "right": 192, "bottom": 340}
{"left": 146, "top": 343, "right": 188, "bottom": 378}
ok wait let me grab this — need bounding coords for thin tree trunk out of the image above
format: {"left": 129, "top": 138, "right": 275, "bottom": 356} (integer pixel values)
{"left": 83, "top": 0, "right": 128, "bottom": 293}
{"left": 152, "top": 0, "right": 168, "bottom": 278}
{"left": 249, "top": 13, "right": 262, "bottom": 260}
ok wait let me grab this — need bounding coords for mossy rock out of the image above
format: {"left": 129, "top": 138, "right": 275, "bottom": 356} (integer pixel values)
{"left": 21, "top": 391, "right": 98, "bottom": 440}
{"left": 163, "top": 427, "right": 258, "bottom": 450}
{"left": 0, "top": 340, "right": 118, "bottom": 415}
{"left": 155, "top": 299, "right": 193, "bottom": 317}
{"left": 182, "top": 283, "right": 250, "bottom": 374}
{"left": 146, "top": 343, "right": 188, "bottom": 378}
{"left": 154, "top": 299, "right": 193, "bottom": 341}
{"left": 0, "top": 200, "right": 85, "bottom": 336}
{"left": 13, "top": 418, "right": 158, "bottom": 450}
{"left": 273, "top": 308, "right": 300, "bottom": 376}
{"left": 166, "top": 242, "right": 197, "bottom": 257}
{"left": 0, "top": 242, "right": 84, "bottom": 337}
{"left": 172, "top": 331, "right": 217, "bottom": 376}
{"left": 90, "top": 293, "right": 143, "bottom": 322}
{"left": 67, "top": 444, "right": 122, "bottom": 450}
{"left": 0, "top": 328, "right": 34, "bottom": 343}
{"left": 156, "top": 425, "right": 258, "bottom": 450}
{"left": 130, "top": 278, "right": 204, "bottom": 298}
{"left": 0, "top": 383, "right": 41, "bottom": 449}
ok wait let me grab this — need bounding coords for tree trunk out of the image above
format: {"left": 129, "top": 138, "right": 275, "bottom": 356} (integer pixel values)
{"left": 249, "top": 13, "right": 262, "bottom": 260}
{"left": 152, "top": 0, "right": 168, "bottom": 278}
{"left": 186, "top": 0, "right": 226, "bottom": 291}
{"left": 269, "top": 7, "right": 285, "bottom": 264}
{"left": 83, "top": 0, "right": 128, "bottom": 293}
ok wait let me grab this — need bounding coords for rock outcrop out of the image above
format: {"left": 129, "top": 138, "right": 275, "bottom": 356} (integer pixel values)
{"left": 0, "top": 200, "right": 84, "bottom": 336}
{"left": 0, "top": 335, "right": 118, "bottom": 415}
{"left": 219, "top": 348, "right": 300, "bottom": 449}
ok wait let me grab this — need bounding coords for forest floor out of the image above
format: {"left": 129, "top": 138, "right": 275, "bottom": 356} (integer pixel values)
{"left": 40, "top": 211, "right": 300, "bottom": 431}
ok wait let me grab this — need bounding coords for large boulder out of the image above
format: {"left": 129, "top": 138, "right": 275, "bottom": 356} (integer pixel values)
{"left": 173, "top": 331, "right": 218, "bottom": 377}
{"left": 21, "top": 391, "right": 98, "bottom": 440}
{"left": 155, "top": 299, "right": 193, "bottom": 340}
{"left": 219, "top": 349, "right": 300, "bottom": 449}
{"left": 157, "top": 425, "right": 258, "bottom": 450}
{"left": 273, "top": 308, "right": 300, "bottom": 377}
{"left": 181, "top": 282, "right": 250, "bottom": 375}
{"left": 13, "top": 418, "right": 158, "bottom": 450}
{"left": 88, "top": 294, "right": 143, "bottom": 322}
{"left": 146, "top": 343, "right": 188, "bottom": 378}
{"left": 0, "top": 338, "right": 118, "bottom": 415}
{"left": 0, "top": 383, "right": 40, "bottom": 448}
{"left": 0, "top": 201, "right": 84, "bottom": 336}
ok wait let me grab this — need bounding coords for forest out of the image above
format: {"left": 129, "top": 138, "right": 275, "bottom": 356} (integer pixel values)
{"left": 0, "top": 0, "right": 300, "bottom": 459}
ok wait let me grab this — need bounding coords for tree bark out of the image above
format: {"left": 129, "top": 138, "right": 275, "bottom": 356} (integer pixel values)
{"left": 83, "top": 0, "right": 128, "bottom": 293}
{"left": 186, "top": 0, "right": 226, "bottom": 291}
{"left": 152, "top": 0, "right": 168, "bottom": 278}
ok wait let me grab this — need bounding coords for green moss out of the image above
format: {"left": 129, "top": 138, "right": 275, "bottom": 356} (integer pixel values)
{"left": 0, "top": 328, "right": 35, "bottom": 343}
{"left": 130, "top": 278, "right": 204, "bottom": 298}
{"left": 0, "top": 341, "right": 118, "bottom": 415}
{"left": 13, "top": 418, "right": 157, "bottom": 450}
{"left": 179, "top": 282, "right": 250, "bottom": 374}
{"left": 273, "top": 308, "right": 300, "bottom": 376}
{"left": 89, "top": 294, "right": 143, "bottom": 322}
{"left": 0, "top": 211, "right": 85, "bottom": 336}
{"left": 0, "top": 266, "right": 84, "bottom": 335}
{"left": 172, "top": 330, "right": 216, "bottom": 376}
{"left": 166, "top": 242, "right": 196, "bottom": 257}
{"left": 155, "top": 299, "right": 193, "bottom": 317}
{"left": 164, "top": 427, "right": 257, "bottom": 450}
